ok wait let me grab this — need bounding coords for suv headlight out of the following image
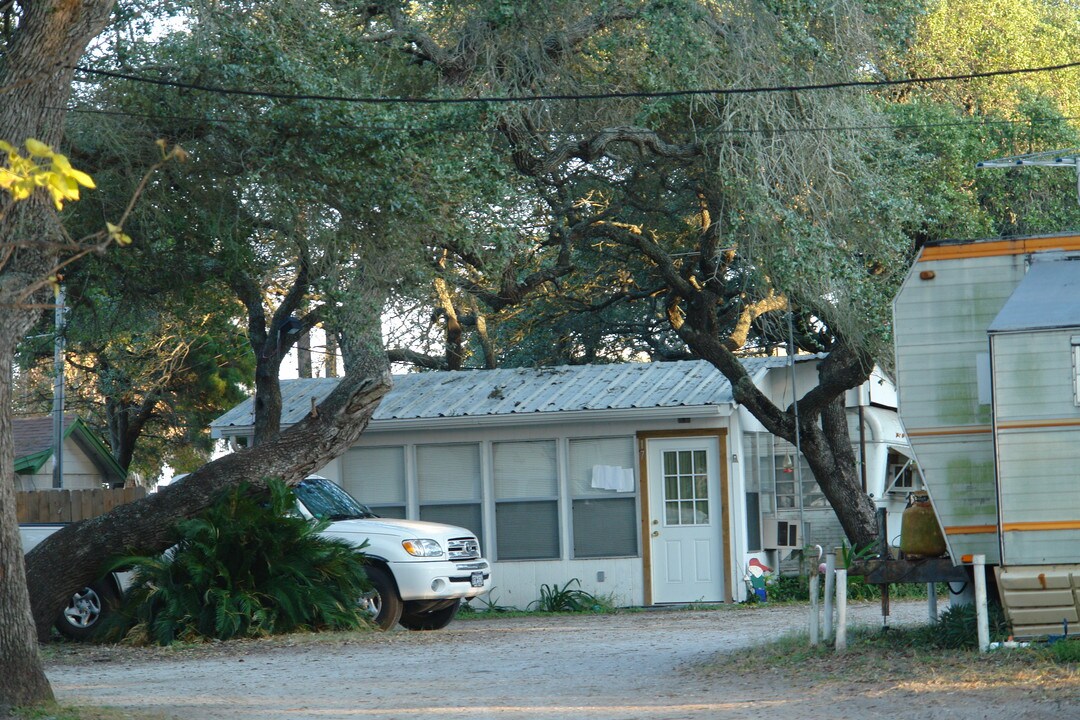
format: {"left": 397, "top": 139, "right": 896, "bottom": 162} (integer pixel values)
{"left": 402, "top": 539, "right": 444, "bottom": 557}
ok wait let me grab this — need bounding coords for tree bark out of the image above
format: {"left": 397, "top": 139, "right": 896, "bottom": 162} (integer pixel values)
{"left": 297, "top": 330, "right": 312, "bottom": 378}
{"left": 0, "top": 336, "right": 54, "bottom": 709}
{"left": 679, "top": 326, "right": 878, "bottom": 547}
{"left": 0, "top": 0, "right": 118, "bottom": 708}
{"left": 24, "top": 369, "right": 391, "bottom": 640}
{"left": 324, "top": 332, "right": 340, "bottom": 378}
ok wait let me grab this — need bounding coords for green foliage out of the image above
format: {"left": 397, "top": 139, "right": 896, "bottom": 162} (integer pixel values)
{"left": 107, "top": 479, "right": 371, "bottom": 645}
{"left": 762, "top": 573, "right": 937, "bottom": 603}
{"left": 10, "top": 704, "right": 164, "bottom": 720}
{"left": 839, "top": 541, "right": 880, "bottom": 569}
{"left": 527, "top": 579, "right": 608, "bottom": 613}
{"left": 1046, "top": 638, "right": 1080, "bottom": 664}
{"left": 918, "top": 603, "right": 1011, "bottom": 650}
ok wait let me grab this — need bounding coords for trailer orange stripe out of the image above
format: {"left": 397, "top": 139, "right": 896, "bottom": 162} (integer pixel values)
{"left": 919, "top": 235, "right": 1080, "bottom": 261}
{"left": 997, "top": 419, "right": 1080, "bottom": 430}
{"left": 944, "top": 525, "right": 997, "bottom": 535}
{"left": 905, "top": 425, "right": 993, "bottom": 437}
{"left": 1002, "top": 521, "right": 1080, "bottom": 532}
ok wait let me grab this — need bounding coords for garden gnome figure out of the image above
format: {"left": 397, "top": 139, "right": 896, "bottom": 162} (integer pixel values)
{"left": 745, "top": 558, "right": 772, "bottom": 601}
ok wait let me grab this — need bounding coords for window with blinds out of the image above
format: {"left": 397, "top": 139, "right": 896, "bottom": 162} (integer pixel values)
{"left": 493, "top": 440, "right": 559, "bottom": 560}
{"left": 341, "top": 446, "right": 406, "bottom": 517}
{"left": 568, "top": 437, "right": 638, "bottom": 558}
{"left": 741, "top": 433, "right": 771, "bottom": 552}
{"left": 417, "top": 443, "right": 483, "bottom": 548}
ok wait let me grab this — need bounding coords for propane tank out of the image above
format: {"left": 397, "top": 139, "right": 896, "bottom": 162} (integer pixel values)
{"left": 900, "top": 491, "right": 947, "bottom": 558}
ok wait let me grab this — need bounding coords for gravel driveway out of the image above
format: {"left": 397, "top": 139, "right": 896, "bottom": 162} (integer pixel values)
{"left": 48, "top": 601, "right": 1078, "bottom": 720}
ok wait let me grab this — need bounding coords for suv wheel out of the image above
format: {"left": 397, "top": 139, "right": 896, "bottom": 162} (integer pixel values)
{"left": 56, "top": 579, "right": 118, "bottom": 641}
{"left": 360, "top": 565, "right": 403, "bottom": 630}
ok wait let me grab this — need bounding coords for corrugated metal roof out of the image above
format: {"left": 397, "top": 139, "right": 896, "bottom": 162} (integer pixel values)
{"left": 211, "top": 357, "right": 797, "bottom": 433}
{"left": 989, "top": 256, "right": 1080, "bottom": 333}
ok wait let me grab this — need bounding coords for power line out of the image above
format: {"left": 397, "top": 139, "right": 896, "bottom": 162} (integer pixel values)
{"left": 70, "top": 60, "right": 1080, "bottom": 106}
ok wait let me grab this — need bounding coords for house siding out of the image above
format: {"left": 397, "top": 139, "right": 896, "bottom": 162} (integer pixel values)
{"left": 315, "top": 416, "right": 728, "bottom": 608}
{"left": 17, "top": 435, "right": 108, "bottom": 491}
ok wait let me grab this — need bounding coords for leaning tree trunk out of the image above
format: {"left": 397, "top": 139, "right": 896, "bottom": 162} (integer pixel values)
{"left": 25, "top": 369, "right": 391, "bottom": 640}
{"left": 0, "top": 0, "right": 118, "bottom": 708}
{"left": 677, "top": 326, "right": 879, "bottom": 548}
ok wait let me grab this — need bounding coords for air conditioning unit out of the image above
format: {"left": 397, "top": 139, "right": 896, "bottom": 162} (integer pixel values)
{"left": 762, "top": 517, "right": 800, "bottom": 550}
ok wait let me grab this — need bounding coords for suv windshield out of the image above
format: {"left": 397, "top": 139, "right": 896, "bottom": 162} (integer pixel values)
{"left": 294, "top": 478, "right": 377, "bottom": 521}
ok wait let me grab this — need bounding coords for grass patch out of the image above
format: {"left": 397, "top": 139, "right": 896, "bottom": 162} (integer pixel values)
{"left": 11, "top": 703, "right": 171, "bottom": 720}
{"left": 703, "top": 621, "right": 1080, "bottom": 691}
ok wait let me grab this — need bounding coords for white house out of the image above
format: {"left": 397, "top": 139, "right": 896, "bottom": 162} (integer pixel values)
{"left": 211, "top": 357, "right": 912, "bottom": 607}
{"left": 14, "top": 415, "right": 127, "bottom": 491}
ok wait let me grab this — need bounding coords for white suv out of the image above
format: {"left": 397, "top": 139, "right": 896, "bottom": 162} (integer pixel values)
{"left": 294, "top": 477, "right": 491, "bottom": 630}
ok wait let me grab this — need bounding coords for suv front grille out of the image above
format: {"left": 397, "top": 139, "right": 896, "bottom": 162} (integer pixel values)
{"left": 447, "top": 536, "right": 480, "bottom": 560}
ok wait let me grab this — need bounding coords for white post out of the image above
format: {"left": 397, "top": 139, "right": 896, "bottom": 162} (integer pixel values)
{"left": 927, "top": 582, "right": 938, "bottom": 624}
{"left": 823, "top": 553, "right": 836, "bottom": 641}
{"left": 809, "top": 572, "right": 820, "bottom": 646}
{"left": 836, "top": 567, "right": 848, "bottom": 652}
{"left": 974, "top": 555, "right": 989, "bottom": 653}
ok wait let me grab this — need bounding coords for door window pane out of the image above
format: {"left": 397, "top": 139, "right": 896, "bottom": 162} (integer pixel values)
{"left": 661, "top": 449, "right": 709, "bottom": 526}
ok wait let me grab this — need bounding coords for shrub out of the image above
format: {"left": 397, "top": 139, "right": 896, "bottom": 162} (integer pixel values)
{"left": 922, "top": 602, "right": 1010, "bottom": 649}
{"left": 528, "top": 579, "right": 605, "bottom": 613}
{"left": 108, "top": 479, "right": 371, "bottom": 645}
{"left": 1047, "top": 638, "right": 1080, "bottom": 664}
{"left": 762, "top": 573, "right": 939, "bottom": 603}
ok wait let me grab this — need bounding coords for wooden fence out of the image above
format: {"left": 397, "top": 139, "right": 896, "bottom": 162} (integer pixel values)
{"left": 16, "top": 487, "right": 147, "bottom": 524}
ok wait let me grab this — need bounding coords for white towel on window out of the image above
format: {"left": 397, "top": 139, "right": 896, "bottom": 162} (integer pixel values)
{"left": 591, "top": 465, "right": 635, "bottom": 492}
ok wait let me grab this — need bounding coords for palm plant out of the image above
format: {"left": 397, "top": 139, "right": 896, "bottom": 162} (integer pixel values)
{"left": 107, "top": 479, "right": 370, "bottom": 644}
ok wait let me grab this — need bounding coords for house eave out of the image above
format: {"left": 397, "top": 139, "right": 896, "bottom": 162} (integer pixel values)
{"left": 213, "top": 403, "right": 732, "bottom": 438}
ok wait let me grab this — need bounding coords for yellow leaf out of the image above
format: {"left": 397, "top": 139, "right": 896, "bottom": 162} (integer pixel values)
{"left": 51, "top": 153, "right": 72, "bottom": 172}
{"left": 25, "top": 138, "right": 52, "bottom": 157}
{"left": 66, "top": 168, "right": 96, "bottom": 189}
{"left": 106, "top": 221, "right": 133, "bottom": 246}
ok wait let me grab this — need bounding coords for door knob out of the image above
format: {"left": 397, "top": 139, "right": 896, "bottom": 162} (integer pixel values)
{"left": 651, "top": 530, "right": 660, "bottom": 537}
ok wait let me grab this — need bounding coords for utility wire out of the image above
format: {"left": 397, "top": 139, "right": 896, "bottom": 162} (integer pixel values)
{"left": 70, "top": 60, "right": 1080, "bottom": 106}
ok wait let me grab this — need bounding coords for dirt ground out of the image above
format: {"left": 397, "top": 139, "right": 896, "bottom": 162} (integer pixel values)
{"left": 45, "top": 600, "right": 1079, "bottom": 720}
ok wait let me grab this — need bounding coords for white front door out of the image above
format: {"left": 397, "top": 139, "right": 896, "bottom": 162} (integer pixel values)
{"left": 647, "top": 437, "right": 724, "bottom": 604}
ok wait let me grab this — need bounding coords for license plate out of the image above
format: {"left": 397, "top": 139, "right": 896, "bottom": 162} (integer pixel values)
{"left": 470, "top": 571, "right": 485, "bottom": 588}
